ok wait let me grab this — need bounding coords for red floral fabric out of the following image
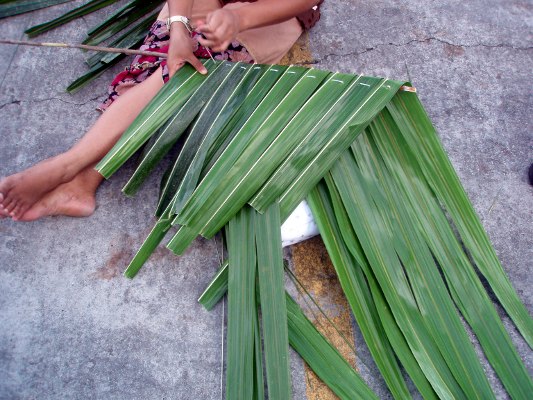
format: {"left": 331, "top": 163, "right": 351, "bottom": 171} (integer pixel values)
{"left": 98, "top": 20, "right": 254, "bottom": 112}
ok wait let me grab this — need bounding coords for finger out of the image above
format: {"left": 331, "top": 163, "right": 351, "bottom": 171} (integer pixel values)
{"left": 187, "top": 54, "right": 208, "bottom": 75}
{"left": 197, "top": 37, "right": 217, "bottom": 48}
{"left": 196, "top": 24, "right": 214, "bottom": 34}
{"left": 198, "top": 30, "right": 217, "bottom": 41}
{"left": 3, "top": 198, "right": 16, "bottom": 213}
{"left": 198, "top": 36, "right": 230, "bottom": 53}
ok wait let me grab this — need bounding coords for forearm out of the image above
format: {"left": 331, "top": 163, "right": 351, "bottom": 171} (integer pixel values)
{"left": 233, "top": 0, "right": 320, "bottom": 31}
{"left": 166, "top": 0, "right": 194, "bottom": 35}
{"left": 167, "top": 0, "right": 194, "bottom": 19}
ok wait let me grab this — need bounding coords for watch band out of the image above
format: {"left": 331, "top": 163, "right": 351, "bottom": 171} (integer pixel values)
{"left": 166, "top": 15, "right": 193, "bottom": 33}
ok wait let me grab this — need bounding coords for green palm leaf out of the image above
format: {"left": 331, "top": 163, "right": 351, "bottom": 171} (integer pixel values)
{"left": 0, "top": 0, "right": 72, "bottom": 19}
{"left": 82, "top": 0, "right": 162, "bottom": 46}
{"left": 96, "top": 59, "right": 219, "bottom": 178}
{"left": 349, "top": 135, "right": 495, "bottom": 399}
{"left": 199, "top": 262, "right": 379, "bottom": 400}
{"left": 226, "top": 206, "right": 257, "bottom": 399}
{"left": 285, "top": 294, "right": 379, "bottom": 400}
{"left": 255, "top": 203, "right": 291, "bottom": 399}
{"left": 330, "top": 150, "right": 466, "bottom": 399}
{"left": 85, "top": 11, "right": 158, "bottom": 68}
{"left": 165, "top": 64, "right": 266, "bottom": 216}
{"left": 171, "top": 65, "right": 310, "bottom": 229}
{"left": 155, "top": 63, "right": 262, "bottom": 214}
{"left": 252, "top": 298, "right": 265, "bottom": 400}
{"left": 387, "top": 92, "right": 533, "bottom": 349}
{"left": 25, "top": 0, "right": 121, "bottom": 37}
{"left": 308, "top": 181, "right": 428, "bottom": 400}
{"left": 277, "top": 78, "right": 403, "bottom": 220}
{"left": 367, "top": 104, "right": 533, "bottom": 398}
{"left": 250, "top": 76, "right": 393, "bottom": 213}
{"left": 198, "top": 260, "right": 228, "bottom": 310}
{"left": 66, "top": 54, "right": 127, "bottom": 93}
{"left": 318, "top": 174, "right": 439, "bottom": 399}
{"left": 122, "top": 61, "right": 233, "bottom": 197}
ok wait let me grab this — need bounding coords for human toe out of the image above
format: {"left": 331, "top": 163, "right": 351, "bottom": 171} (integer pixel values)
{"left": 12, "top": 203, "right": 31, "bottom": 220}
{"left": 3, "top": 198, "right": 18, "bottom": 213}
{"left": 2, "top": 202, "right": 13, "bottom": 213}
{"left": 0, "top": 179, "right": 14, "bottom": 202}
{"left": 0, "top": 197, "right": 9, "bottom": 216}
{"left": 10, "top": 203, "right": 23, "bottom": 218}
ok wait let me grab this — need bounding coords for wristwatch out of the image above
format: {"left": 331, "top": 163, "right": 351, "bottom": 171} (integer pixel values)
{"left": 166, "top": 15, "right": 193, "bottom": 33}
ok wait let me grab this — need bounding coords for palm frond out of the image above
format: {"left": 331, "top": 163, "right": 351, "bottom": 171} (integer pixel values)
{"left": 92, "top": 61, "right": 533, "bottom": 398}
{"left": 0, "top": 0, "right": 72, "bottom": 19}
{"left": 387, "top": 92, "right": 533, "bottom": 349}
{"left": 96, "top": 60, "right": 218, "bottom": 178}
{"left": 85, "top": 11, "right": 158, "bottom": 68}
{"left": 255, "top": 203, "right": 291, "bottom": 399}
{"left": 199, "top": 261, "right": 379, "bottom": 399}
{"left": 25, "top": 0, "right": 122, "bottom": 37}
{"left": 226, "top": 206, "right": 257, "bottom": 399}
{"left": 82, "top": 0, "right": 162, "bottom": 46}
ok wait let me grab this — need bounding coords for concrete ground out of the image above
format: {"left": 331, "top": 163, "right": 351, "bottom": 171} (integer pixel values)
{"left": 0, "top": 0, "right": 531, "bottom": 399}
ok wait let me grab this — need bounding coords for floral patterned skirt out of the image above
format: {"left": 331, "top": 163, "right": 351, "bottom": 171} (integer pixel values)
{"left": 98, "top": 20, "right": 254, "bottom": 111}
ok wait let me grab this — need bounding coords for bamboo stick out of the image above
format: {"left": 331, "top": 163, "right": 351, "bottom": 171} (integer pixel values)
{"left": 0, "top": 38, "right": 168, "bottom": 58}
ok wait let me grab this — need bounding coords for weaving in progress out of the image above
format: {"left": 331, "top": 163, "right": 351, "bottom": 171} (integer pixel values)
{"left": 95, "top": 60, "right": 533, "bottom": 399}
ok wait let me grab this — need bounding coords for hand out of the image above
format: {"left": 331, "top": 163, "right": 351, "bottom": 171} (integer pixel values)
{"left": 196, "top": 9, "right": 241, "bottom": 52}
{"left": 167, "top": 24, "right": 207, "bottom": 77}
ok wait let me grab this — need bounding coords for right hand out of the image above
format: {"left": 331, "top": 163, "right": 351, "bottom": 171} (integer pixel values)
{"left": 167, "top": 23, "right": 208, "bottom": 77}
{"left": 196, "top": 9, "right": 241, "bottom": 52}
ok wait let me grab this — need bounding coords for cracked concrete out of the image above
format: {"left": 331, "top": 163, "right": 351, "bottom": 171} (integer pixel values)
{"left": 1, "top": 0, "right": 532, "bottom": 399}
{"left": 0, "top": 96, "right": 103, "bottom": 111}
{"left": 308, "top": 37, "right": 533, "bottom": 64}
{"left": 0, "top": 95, "right": 102, "bottom": 110}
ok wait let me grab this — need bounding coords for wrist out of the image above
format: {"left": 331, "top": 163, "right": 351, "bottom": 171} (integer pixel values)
{"left": 167, "top": 15, "right": 193, "bottom": 35}
{"left": 229, "top": 8, "right": 245, "bottom": 33}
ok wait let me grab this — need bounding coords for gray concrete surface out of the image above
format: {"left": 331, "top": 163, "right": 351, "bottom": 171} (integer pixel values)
{"left": 1, "top": 0, "right": 531, "bottom": 399}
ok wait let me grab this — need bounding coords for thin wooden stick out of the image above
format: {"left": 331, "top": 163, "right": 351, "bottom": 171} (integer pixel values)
{"left": 0, "top": 38, "right": 168, "bottom": 58}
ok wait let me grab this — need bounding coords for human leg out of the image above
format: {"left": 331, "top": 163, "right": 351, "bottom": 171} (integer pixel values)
{"left": 0, "top": 66, "right": 165, "bottom": 220}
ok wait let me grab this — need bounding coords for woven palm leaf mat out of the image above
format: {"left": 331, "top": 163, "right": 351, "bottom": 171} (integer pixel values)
{"left": 280, "top": 34, "right": 357, "bottom": 400}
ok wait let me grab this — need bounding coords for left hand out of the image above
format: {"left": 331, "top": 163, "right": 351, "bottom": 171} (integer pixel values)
{"left": 196, "top": 9, "right": 241, "bottom": 52}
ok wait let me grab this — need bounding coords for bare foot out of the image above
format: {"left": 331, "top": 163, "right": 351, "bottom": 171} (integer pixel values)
{"left": 16, "top": 181, "right": 96, "bottom": 222}
{"left": 0, "top": 156, "right": 76, "bottom": 219}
